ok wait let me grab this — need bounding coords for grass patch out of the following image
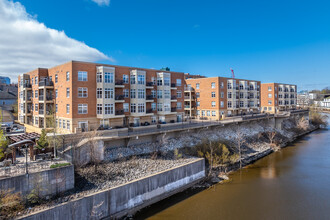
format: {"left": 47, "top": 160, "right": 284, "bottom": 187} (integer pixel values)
{"left": 50, "top": 163, "right": 71, "bottom": 169}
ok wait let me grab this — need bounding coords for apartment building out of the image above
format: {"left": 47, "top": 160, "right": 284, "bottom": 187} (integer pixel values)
{"left": 18, "top": 61, "right": 185, "bottom": 134}
{"left": 261, "top": 83, "right": 297, "bottom": 113}
{"left": 184, "top": 77, "right": 261, "bottom": 120}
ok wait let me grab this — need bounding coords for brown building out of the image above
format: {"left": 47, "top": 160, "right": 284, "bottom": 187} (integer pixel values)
{"left": 260, "top": 83, "right": 297, "bottom": 113}
{"left": 18, "top": 61, "right": 185, "bottom": 134}
{"left": 184, "top": 77, "right": 261, "bottom": 120}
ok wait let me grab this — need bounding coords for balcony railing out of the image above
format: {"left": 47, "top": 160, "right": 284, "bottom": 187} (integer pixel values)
{"left": 184, "top": 86, "right": 194, "bottom": 92}
{"left": 23, "top": 83, "right": 32, "bottom": 88}
{"left": 146, "top": 108, "right": 153, "bottom": 114}
{"left": 146, "top": 95, "right": 154, "bottom": 100}
{"left": 171, "top": 107, "right": 177, "bottom": 112}
{"left": 146, "top": 82, "right": 154, "bottom": 86}
{"left": 115, "top": 110, "right": 124, "bottom": 115}
{"left": 115, "top": 95, "right": 124, "bottom": 100}
{"left": 171, "top": 95, "right": 177, "bottom": 100}
{"left": 39, "top": 80, "right": 54, "bottom": 87}
{"left": 115, "top": 80, "right": 124, "bottom": 85}
{"left": 171, "top": 83, "right": 176, "bottom": 87}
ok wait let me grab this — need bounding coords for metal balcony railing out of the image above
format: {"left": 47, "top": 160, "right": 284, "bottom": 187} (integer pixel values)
{"left": 115, "top": 110, "right": 124, "bottom": 115}
{"left": 115, "top": 80, "right": 124, "bottom": 85}
{"left": 115, "top": 95, "right": 125, "bottom": 100}
{"left": 39, "top": 80, "right": 54, "bottom": 87}
{"left": 146, "top": 108, "right": 153, "bottom": 114}
{"left": 146, "top": 82, "right": 154, "bottom": 86}
{"left": 171, "top": 95, "right": 177, "bottom": 100}
{"left": 171, "top": 83, "right": 176, "bottom": 87}
{"left": 23, "top": 83, "right": 32, "bottom": 88}
{"left": 146, "top": 95, "right": 154, "bottom": 100}
{"left": 171, "top": 107, "right": 177, "bottom": 112}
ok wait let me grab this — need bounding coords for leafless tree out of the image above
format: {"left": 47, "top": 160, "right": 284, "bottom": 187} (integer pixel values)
{"left": 234, "top": 126, "right": 246, "bottom": 169}
{"left": 83, "top": 130, "right": 102, "bottom": 172}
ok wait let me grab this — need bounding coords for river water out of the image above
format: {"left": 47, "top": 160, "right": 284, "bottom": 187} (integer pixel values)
{"left": 137, "top": 118, "right": 330, "bottom": 220}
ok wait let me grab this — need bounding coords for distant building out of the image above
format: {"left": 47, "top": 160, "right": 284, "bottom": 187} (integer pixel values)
{"left": 314, "top": 97, "right": 330, "bottom": 109}
{"left": 0, "top": 76, "right": 11, "bottom": 85}
{"left": 0, "top": 89, "right": 17, "bottom": 107}
{"left": 261, "top": 83, "right": 297, "bottom": 113}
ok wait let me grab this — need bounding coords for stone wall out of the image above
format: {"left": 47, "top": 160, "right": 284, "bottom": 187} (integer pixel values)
{"left": 0, "top": 165, "right": 74, "bottom": 197}
{"left": 19, "top": 159, "right": 205, "bottom": 220}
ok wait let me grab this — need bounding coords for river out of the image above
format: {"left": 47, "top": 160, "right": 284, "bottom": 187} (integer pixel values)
{"left": 136, "top": 118, "right": 330, "bottom": 220}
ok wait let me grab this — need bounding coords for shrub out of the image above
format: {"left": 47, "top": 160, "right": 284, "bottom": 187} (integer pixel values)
{"left": 0, "top": 190, "right": 24, "bottom": 218}
{"left": 309, "top": 109, "right": 328, "bottom": 127}
{"left": 50, "top": 163, "right": 71, "bottom": 169}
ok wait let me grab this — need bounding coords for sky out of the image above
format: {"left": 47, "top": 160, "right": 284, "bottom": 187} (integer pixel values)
{"left": 1, "top": 0, "right": 330, "bottom": 91}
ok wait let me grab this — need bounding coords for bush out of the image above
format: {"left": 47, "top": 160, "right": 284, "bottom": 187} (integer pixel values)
{"left": 50, "top": 163, "right": 71, "bottom": 169}
{"left": 0, "top": 190, "right": 24, "bottom": 218}
{"left": 310, "top": 109, "right": 328, "bottom": 127}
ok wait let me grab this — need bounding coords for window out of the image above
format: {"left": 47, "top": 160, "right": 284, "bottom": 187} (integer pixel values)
{"left": 177, "top": 102, "right": 182, "bottom": 109}
{"left": 151, "top": 103, "right": 156, "bottom": 111}
{"left": 97, "top": 88, "right": 102, "bottom": 98}
{"left": 124, "top": 89, "right": 129, "bottom": 98}
{"left": 78, "top": 71, "right": 88, "bottom": 81}
{"left": 228, "top": 101, "right": 232, "bottom": 108}
{"left": 240, "top": 92, "right": 244, "bottom": 99}
{"left": 268, "top": 107, "right": 272, "bottom": 111}
{"left": 104, "top": 72, "right": 114, "bottom": 83}
{"left": 59, "top": 119, "right": 62, "bottom": 128}
{"left": 138, "top": 103, "right": 145, "bottom": 113}
{"left": 240, "top": 101, "right": 244, "bottom": 107}
{"left": 176, "top": 79, "right": 182, "bottom": 86}
{"left": 202, "top": 111, "right": 205, "bottom": 116}
{"left": 123, "top": 103, "right": 129, "bottom": 112}
{"left": 35, "top": 117, "right": 38, "bottom": 125}
{"left": 268, "top": 101, "right": 272, "bottom": 105}
{"left": 207, "top": 111, "right": 210, "bottom": 116}
{"left": 228, "top": 92, "right": 232, "bottom": 99}
{"left": 157, "top": 90, "right": 163, "bottom": 99}
{"left": 66, "top": 88, "right": 70, "bottom": 98}
{"left": 130, "top": 103, "right": 136, "bottom": 113}
{"left": 66, "top": 72, "right": 70, "bottom": 81}
{"left": 157, "top": 77, "right": 163, "bottom": 86}
{"left": 104, "top": 104, "right": 114, "bottom": 114}
{"left": 151, "top": 116, "right": 157, "bottom": 124}
{"left": 197, "top": 101, "right": 200, "bottom": 107}
{"left": 212, "top": 101, "right": 216, "bottom": 107}
{"left": 97, "top": 72, "right": 102, "bottom": 83}
{"left": 211, "top": 92, "right": 216, "bottom": 98}
{"left": 97, "top": 104, "right": 102, "bottom": 114}
{"left": 55, "top": 89, "right": 58, "bottom": 98}
{"left": 35, "top": 90, "right": 38, "bottom": 98}
{"left": 211, "top": 82, "right": 215, "bottom": 88}
{"left": 35, "top": 77, "right": 38, "bottom": 85}
{"left": 212, "top": 111, "right": 216, "bottom": 116}
{"left": 35, "top": 104, "right": 38, "bottom": 111}
{"left": 164, "top": 103, "right": 170, "bottom": 111}
{"left": 67, "top": 121, "right": 70, "bottom": 130}
{"left": 78, "top": 104, "right": 88, "bottom": 114}
{"left": 151, "top": 90, "right": 156, "bottom": 98}
{"left": 56, "top": 104, "right": 58, "bottom": 113}
{"left": 54, "top": 74, "right": 58, "bottom": 83}
{"left": 196, "top": 92, "right": 200, "bottom": 98}
{"left": 164, "top": 77, "right": 170, "bottom": 86}
{"left": 66, "top": 104, "right": 70, "bottom": 114}
{"left": 268, "top": 93, "right": 272, "bottom": 98}
{"left": 221, "top": 101, "right": 224, "bottom": 108}
{"left": 220, "top": 82, "right": 224, "bottom": 88}
{"left": 221, "top": 92, "right": 224, "bottom": 98}
{"left": 197, "top": 110, "right": 200, "bottom": 116}
{"left": 196, "top": 83, "right": 200, "bottom": 89}
{"left": 78, "top": 88, "right": 88, "bottom": 98}
{"left": 157, "top": 103, "right": 163, "bottom": 111}
{"left": 104, "top": 88, "right": 114, "bottom": 99}
{"left": 138, "top": 89, "right": 145, "bottom": 99}
{"left": 268, "top": 86, "right": 272, "bottom": 91}
{"left": 130, "top": 74, "right": 136, "bottom": 84}
{"left": 164, "top": 90, "right": 170, "bottom": 99}
{"left": 177, "top": 90, "right": 182, "bottom": 98}
{"left": 123, "top": 75, "right": 129, "bottom": 84}
{"left": 130, "top": 89, "right": 136, "bottom": 99}
{"left": 227, "top": 82, "right": 232, "bottom": 89}
{"left": 137, "top": 74, "right": 145, "bottom": 85}
{"left": 31, "top": 77, "right": 33, "bottom": 85}
{"left": 63, "top": 120, "right": 66, "bottom": 129}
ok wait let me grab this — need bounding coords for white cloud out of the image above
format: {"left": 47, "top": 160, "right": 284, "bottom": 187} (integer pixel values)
{"left": 0, "top": 0, "right": 113, "bottom": 81}
{"left": 91, "top": 0, "right": 110, "bottom": 6}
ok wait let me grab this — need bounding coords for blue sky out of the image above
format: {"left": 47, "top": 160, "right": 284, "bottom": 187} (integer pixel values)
{"left": 5, "top": 0, "right": 330, "bottom": 90}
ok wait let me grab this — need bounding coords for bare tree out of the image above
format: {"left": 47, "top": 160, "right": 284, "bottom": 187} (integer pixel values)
{"left": 83, "top": 130, "right": 102, "bottom": 172}
{"left": 234, "top": 126, "right": 246, "bottom": 169}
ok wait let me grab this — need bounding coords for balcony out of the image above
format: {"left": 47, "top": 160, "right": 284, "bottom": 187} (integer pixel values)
{"left": 146, "top": 95, "right": 154, "bottom": 102}
{"left": 171, "top": 95, "right": 177, "bottom": 102}
{"left": 171, "top": 107, "right": 177, "bottom": 112}
{"left": 22, "top": 83, "right": 32, "bottom": 89}
{"left": 38, "top": 80, "right": 54, "bottom": 88}
{"left": 115, "top": 80, "right": 125, "bottom": 88}
{"left": 184, "top": 95, "right": 195, "bottom": 100}
{"left": 115, "top": 110, "right": 124, "bottom": 116}
{"left": 146, "top": 82, "right": 154, "bottom": 89}
{"left": 115, "top": 95, "right": 125, "bottom": 102}
{"left": 184, "top": 86, "right": 194, "bottom": 92}
{"left": 146, "top": 108, "right": 153, "bottom": 114}
{"left": 39, "top": 95, "right": 53, "bottom": 102}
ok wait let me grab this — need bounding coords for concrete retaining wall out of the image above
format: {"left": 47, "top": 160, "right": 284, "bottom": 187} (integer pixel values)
{"left": 19, "top": 159, "right": 205, "bottom": 220}
{"left": 0, "top": 165, "right": 74, "bottom": 197}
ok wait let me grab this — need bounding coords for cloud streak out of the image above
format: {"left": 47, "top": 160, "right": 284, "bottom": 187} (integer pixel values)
{"left": 91, "top": 0, "right": 110, "bottom": 6}
{"left": 0, "top": 0, "right": 112, "bottom": 81}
